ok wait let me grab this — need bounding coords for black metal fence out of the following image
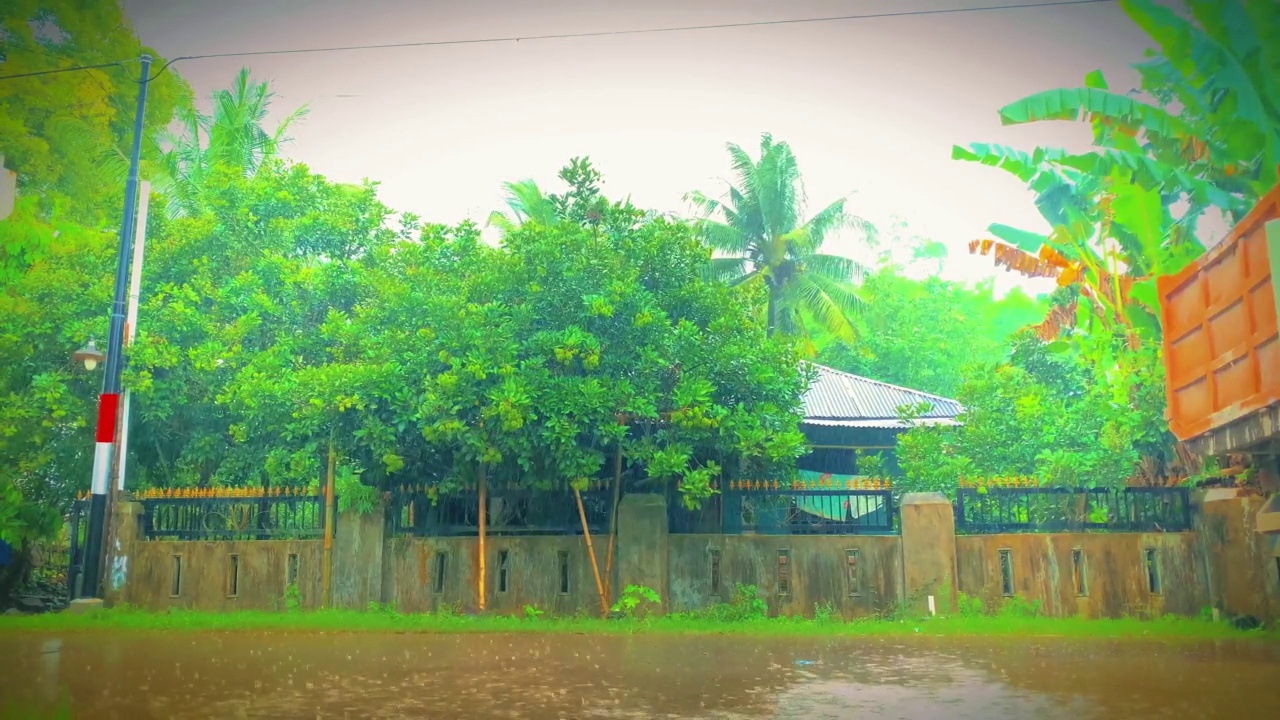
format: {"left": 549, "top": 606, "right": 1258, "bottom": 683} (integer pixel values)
{"left": 954, "top": 486, "right": 1193, "bottom": 534}
{"left": 669, "top": 485, "right": 898, "bottom": 535}
{"left": 389, "top": 485, "right": 615, "bottom": 537}
{"left": 139, "top": 493, "right": 329, "bottom": 541}
{"left": 66, "top": 499, "right": 88, "bottom": 600}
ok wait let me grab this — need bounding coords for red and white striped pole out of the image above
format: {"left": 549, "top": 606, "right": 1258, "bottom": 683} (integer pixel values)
{"left": 79, "top": 54, "right": 152, "bottom": 600}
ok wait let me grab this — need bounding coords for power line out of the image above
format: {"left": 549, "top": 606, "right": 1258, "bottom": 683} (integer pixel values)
{"left": 1, "top": 0, "right": 1117, "bottom": 83}
{"left": 0, "top": 60, "right": 129, "bottom": 80}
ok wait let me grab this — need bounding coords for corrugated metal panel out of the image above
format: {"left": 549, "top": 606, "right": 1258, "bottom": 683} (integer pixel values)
{"left": 802, "top": 418, "right": 961, "bottom": 429}
{"left": 802, "top": 364, "right": 964, "bottom": 424}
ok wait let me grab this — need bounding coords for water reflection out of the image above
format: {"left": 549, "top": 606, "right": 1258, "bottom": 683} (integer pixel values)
{"left": 0, "top": 632, "right": 1277, "bottom": 719}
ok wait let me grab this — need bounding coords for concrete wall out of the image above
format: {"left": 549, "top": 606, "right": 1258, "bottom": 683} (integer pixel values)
{"left": 124, "top": 539, "right": 325, "bottom": 612}
{"left": 381, "top": 536, "right": 604, "bottom": 616}
{"left": 666, "top": 534, "right": 902, "bottom": 618}
{"left": 955, "top": 532, "right": 1207, "bottom": 618}
{"left": 110, "top": 489, "right": 1280, "bottom": 623}
{"left": 1195, "top": 489, "right": 1280, "bottom": 623}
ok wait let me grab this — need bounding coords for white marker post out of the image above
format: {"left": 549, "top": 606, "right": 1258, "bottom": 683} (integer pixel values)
{"left": 115, "top": 181, "right": 150, "bottom": 491}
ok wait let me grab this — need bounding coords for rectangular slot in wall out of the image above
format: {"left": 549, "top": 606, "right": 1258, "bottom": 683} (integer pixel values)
{"left": 432, "top": 552, "right": 447, "bottom": 594}
{"left": 558, "top": 551, "right": 570, "bottom": 594}
{"left": 846, "top": 549, "right": 861, "bottom": 597}
{"left": 1071, "top": 548, "right": 1088, "bottom": 597}
{"left": 497, "top": 550, "right": 510, "bottom": 594}
{"left": 227, "top": 554, "right": 240, "bottom": 598}
{"left": 1144, "top": 548, "right": 1162, "bottom": 595}
{"left": 170, "top": 555, "right": 183, "bottom": 598}
{"left": 777, "top": 549, "right": 791, "bottom": 597}
{"left": 709, "top": 548, "right": 722, "bottom": 597}
{"left": 998, "top": 549, "right": 1014, "bottom": 597}
{"left": 286, "top": 553, "right": 299, "bottom": 589}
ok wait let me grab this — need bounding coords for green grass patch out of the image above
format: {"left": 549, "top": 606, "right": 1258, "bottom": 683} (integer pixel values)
{"left": 1, "top": 604, "right": 1274, "bottom": 642}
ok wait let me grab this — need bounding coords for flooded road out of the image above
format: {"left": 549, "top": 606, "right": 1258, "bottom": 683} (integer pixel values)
{"left": 1, "top": 632, "right": 1278, "bottom": 719}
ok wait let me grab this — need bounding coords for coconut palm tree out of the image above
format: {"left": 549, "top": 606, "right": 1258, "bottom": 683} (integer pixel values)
{"left": 155, "top": 67, "right": 308, "bottom": 217}
{"left": 685, "top": 133, "right": 874, "bottom": 347}
{"left": 486, "top": 179, "right": 560, "bottom": 238}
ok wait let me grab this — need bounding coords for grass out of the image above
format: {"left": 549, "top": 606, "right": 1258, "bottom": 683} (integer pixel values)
{"left": 1, "top": 604, "right": 1274, "bottom": 642}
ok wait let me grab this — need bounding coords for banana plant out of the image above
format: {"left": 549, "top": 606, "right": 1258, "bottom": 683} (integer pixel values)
{"left": 989, "top": 0, "right": 1280, "bottom": 220}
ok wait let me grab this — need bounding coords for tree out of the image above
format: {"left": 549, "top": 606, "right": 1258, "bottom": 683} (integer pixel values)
{"left": 815, "top": 265, "right": 1047, "bottom": 398}
{"left": 978, "top": 0, "right": 1279, "bottom": 227}
{"left": 485, "top": 156, "right": 645, "bottom": 239}
{"left": 685, "top": 133, "right": 875, "bottom": 348}
{"left": 0, "top": 215, "right": 117, "bottom": 598}
{"left": 155, "top": 68, "right": 309, "bottom": 217}
{"left": 896, "top": 330, "right": 1162, "bottom": 493}
{"left": 939, "top": 0, "right": 1280, "bottom": 487}
{"left": 122, "top": 159, "right": 402, "bottom": 491}
{"left": 364, "top": 176, "right": 809, "bottom": 507}
{"left": 0, "top": 0, "right": 189, "bottom": 272}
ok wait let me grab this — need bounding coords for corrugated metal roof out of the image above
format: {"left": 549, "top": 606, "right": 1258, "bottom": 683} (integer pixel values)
{"left": 801, "top": 363, "right": 964, "bottom": 427}
{"left": 802, "top": 418, "right": 961, "bottom": 429}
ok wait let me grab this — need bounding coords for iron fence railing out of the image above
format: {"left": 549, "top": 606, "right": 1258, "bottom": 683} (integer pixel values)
{"left": 67, "top": 499, "right": 88, "bottom": 600}
{"left": 389, "top": 486, "right": 614, "bottom": 537}
{"left": 138, "top": 492, "right": 329, "bottom": 541}
{"left": 954, "top": 486, "right": 1193, "bottom": 534}
{"left": 669, "top": 487, "right": 898, "bottom": 535}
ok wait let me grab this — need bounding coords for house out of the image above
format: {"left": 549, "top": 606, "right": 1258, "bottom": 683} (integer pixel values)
{"left": 797, "top": 363, "right": 964, "bottom": 479}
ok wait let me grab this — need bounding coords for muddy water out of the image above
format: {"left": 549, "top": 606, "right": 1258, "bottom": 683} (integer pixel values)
{"left": 1, "top": 632, "right": 1278, "bottom": 719}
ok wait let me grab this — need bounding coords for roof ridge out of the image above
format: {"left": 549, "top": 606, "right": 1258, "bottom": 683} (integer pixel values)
{"left": 806, "top": 362, "right": 961, "bottom": 407}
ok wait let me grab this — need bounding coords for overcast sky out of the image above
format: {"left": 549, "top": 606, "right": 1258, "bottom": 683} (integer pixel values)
{"left": 120, "top": 0, "right": 1168, "bottom": 294}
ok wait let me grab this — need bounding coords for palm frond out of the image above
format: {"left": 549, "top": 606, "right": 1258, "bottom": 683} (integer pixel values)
{"left": 786, "top": 275, "right": 859, "bottom": 344}
{"left": 706, "top": 257, "right": 750, "bottom": 284}
{"left": 693, "top": 218, "right": 751, "bottom": 256}
{"left": 806, "top": 253, "right": 865, "bottom": 284}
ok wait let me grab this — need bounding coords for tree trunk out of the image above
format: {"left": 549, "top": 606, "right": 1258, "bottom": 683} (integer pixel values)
{"left": 603, "top": 445, "right": 624, "bottom": 605}
{"left": 575, "top": 486, "right": 610, "bottom": 617}
{"left": 765, "top": 289, "right": 778, "bottom": 337}
{"left": 320, "top": 438, "right": 336, "bottom": 608}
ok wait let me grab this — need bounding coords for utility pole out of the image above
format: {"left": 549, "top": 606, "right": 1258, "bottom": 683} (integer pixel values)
{"left": 79, "top": 54, "right": 152, "bottom": 602}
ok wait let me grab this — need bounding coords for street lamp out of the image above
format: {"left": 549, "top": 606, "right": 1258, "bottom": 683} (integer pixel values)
{"left": 73, "top": 339, "right": 106, "bottom": 372}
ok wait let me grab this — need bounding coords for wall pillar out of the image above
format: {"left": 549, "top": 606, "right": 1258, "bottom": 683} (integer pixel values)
{"left": 1194, "top": 488, "right": 1280, "bottom": 624}
{"left": 616, "top": 493, "right": 668, "bottom": 613}
{"left": 103, "top": 502, "right": 143, "bottom": 608}
{"left": 332, "top": 504, "right": 385, "bottom": 609}
{"left": 899, "top": 492, "right": 958, "bottom": 614}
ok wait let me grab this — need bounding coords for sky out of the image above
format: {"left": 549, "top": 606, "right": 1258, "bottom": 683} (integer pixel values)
{"left": 119, "top": 0, "right": 1175, "bottom": 295}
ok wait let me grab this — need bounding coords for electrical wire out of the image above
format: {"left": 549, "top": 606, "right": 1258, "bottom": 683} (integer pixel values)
{"left": 0, "top": 0, "right": 1117, "bottom": 82}
{"left": 0, "top": 60, "right": 130, "bottom": 80}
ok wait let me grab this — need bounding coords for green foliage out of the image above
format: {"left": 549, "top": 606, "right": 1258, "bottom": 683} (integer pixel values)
{"left": 0, "top": 0, "right": 190, "bottom": 233}
{"left": 336, "top": 465, "right": 379, "bottom": 516}
{"left": 937, "top": 1, "right": 1280, "bottom": 489}
{"left": 698, "top": 583, "right": 769, "bottom": 622}
{"left": 283, "top": 582, "right": 301, "bottom": 612}
{"left": 686, "top": 133, "right": 875, "bottom": 350}
{"left": 812, "top": 601, "right": 837, "bottom": 623}
{"left": 610, "top": 584, "right": 662, "bottom": 619}
{"left": 814, "top": 263, "right": 1047, "bottom": 398}
{"left": 156, "top": 68, "right": 309, "bottom": 219}
{"left": 898, "top": 329, "right": 1171, "bottom": 490}
{"left": 359, "top": 180, "right": 808, "bottom": 505}
{"left": 996, "top": 595, "right": 1043, "bottom": 619}
{"left": 523, "top": 604, "right": 545, "bottom": 621}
